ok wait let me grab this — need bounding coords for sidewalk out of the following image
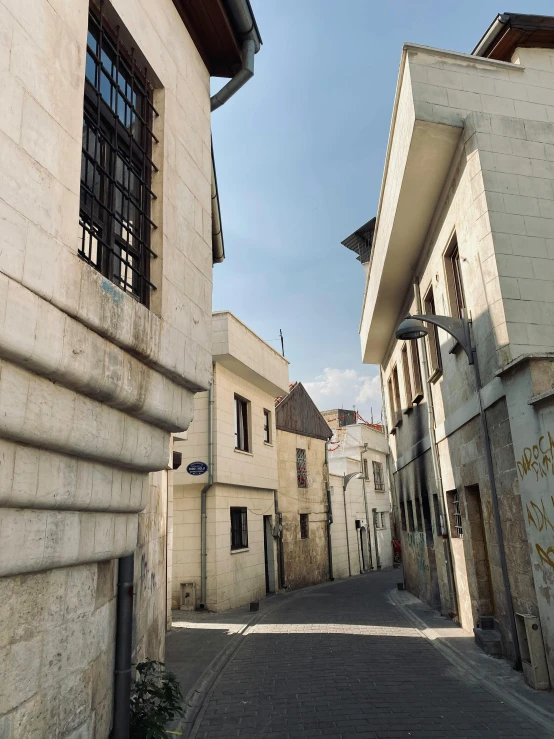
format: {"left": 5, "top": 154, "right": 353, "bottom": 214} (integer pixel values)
{"left": 389, "top": 586, "right": 554, "bottom": 730}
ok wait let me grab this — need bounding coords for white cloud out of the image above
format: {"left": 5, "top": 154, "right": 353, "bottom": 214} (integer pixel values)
{"left": 304, "top": 368, "right": 382, "bottom": 423}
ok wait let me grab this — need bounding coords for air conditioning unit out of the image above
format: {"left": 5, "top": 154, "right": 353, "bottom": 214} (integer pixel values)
{"left": 515, "top": 613, "right": 550, "bottom": 690}
{"left": 180, "top": 582, "right": 196, "bottom": 611}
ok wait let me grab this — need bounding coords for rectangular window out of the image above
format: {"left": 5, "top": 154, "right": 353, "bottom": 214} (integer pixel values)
{"left": 392, "top": 365, "right": 402, "bottom": 426}
{"left": 376, "top": 512, "right": 387, "bottom": 529}
{"left": 401, "top": 502, "right": 407, "bottom": 531}
{"left": 401, "top": 344, "right": 412, "bottom": 409}
{"left": 407, "top": 499, "right": 415, "bottom": 531}
{"left": 387, "top": 377, "right": 396, "bottom": 433}
{"left": 296, "top": 448, "right": 307, "bottom": 488}
{"left": 410, "top": 340, "right": 424, "bottom": 403}
{"left": 263, "top": 409, "right": 271, "bottom": 444}
{"left": 445, "top": 238, "right": 466, "bottom": 320}
{"left": 424, "top": 286, "right": 442, "bottom": 378}
{"left": 230, "top": 507, "right": 248, "bottom": 550}
{"left": 448, "top": 490, "right": 464, "bottom": 538}
{"left": 234, "top": 395, "right": 250, "bottom": 452}
{"left": 414, "top": 498, "right": 423, "bottom": 532}
{"left": 80, "top": 5, "right": 157, "bottom": 305}
{"left": 300, "top": 513, "right": 309, "bottom": 539}
{"left": 372, "top": 461, "right": 385, "bottom": 491}
{"left": 433, "top": 493, "right": 443, "bottom": 536}
{"left": 363, "top": 458, "right": 369, "bottom": 480}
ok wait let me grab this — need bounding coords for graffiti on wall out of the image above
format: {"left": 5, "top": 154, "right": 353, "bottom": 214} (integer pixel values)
{"left": 526, "top": 495, "right": 554, "bottom": 572}
{"left": 406, "top": 531, "right": 429, "bottom": 574}
{"left": 516, "top": 432, "right": 554, "bottom": 481}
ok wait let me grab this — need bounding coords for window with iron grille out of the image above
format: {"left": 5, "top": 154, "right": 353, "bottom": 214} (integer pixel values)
{"left": 299, "top": 513, "right": 309, "bottom": 539}
{"left": 230, "top": 507, "right": 248, "bottom": 550}
{"left": 372, "top": 461, "right": 385, "bottom": 491}
{"left": 263, "top": 409, "right": 271, "bottom": 444}
{"left": 450, "top": 490, "right": 464, "bottom": 538}
{"left": 296, "top": 448, "right": 307, "bottom": 488}
{"left": 80, "top": 4, "right": 158, "bottom": 305}
{"left": 234, "top": 395, "right": 250, "bottom": 452}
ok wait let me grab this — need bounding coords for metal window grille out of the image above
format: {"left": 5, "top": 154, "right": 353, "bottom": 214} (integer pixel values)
{"left": 80, "top": 4, "right": 158, "bottom": 305}
{"left": 299, "top": 513, "right": 309, "bottom": 539}
{"left": 373, "top": 461, "right": 385, "bottom": 491}
{"left": 230, "top": 507, "right": 248, "bottom": 550}
{"left": 452, "top": 491, "right": 464, "bottom": 538}
{"left": 235, "top": 396, "right": 249, "bottom": 452}
{"left": 296, "top": 448, "right": 307, "bottom": 488}
{"left": 263, "top": 409, "right": 270, "bottom": 443}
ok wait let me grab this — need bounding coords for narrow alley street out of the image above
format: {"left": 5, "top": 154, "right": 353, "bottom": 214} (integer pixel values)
{"left": 172, "top": 570, "right": 554, "bottom": 739}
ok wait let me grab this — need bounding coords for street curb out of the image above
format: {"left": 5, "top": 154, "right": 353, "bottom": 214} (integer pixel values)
{"left": 388, "top": 588, "right": 554, "bottom": 736}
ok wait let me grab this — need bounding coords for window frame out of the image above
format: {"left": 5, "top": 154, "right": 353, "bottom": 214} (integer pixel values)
{"left": 296, "top": 448, "right": 308, "bottom": 488}
{"left": 263, "top": 409, "right": 271, "bottom": 444}
{"left": 363, "top": 458, "right": 369, "bottom": 480}
{"left": 391, "top": 365, "right": 402, "bottom": 427}
{"left": 234, "top": 394, "right": 250, "bottom": 452}
{"left": 299, "top": 513, "right": 309, "bottom": 539}
{"left": 401, "top": 344, "right": 412, "bottom": 411}
{"left": 230, "top": 507, "right": 248, "bottom": 550}
{"left": 423, "top": 285, "right": 443, "bottom": 380}
{"left": 409, "top": 339, "right": 424, "bottom": 404}
{"left": 387, "top": 377, "right": 396, "bottom": 435}
{"left": 444, "top": 236, "right": 466, "bottom": 321}
{"left": 80, "top": 5, "right": 157, "bottom": 306}
{"left": 372, "top": 461, "right": 385, "bottom": 491}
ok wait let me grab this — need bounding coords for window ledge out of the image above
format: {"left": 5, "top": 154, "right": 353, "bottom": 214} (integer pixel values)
{"left": 411, "top": 392, "right": 424, "bottom": 405}
{"left": 428, "top": 367, "right": 443, "bottom": 384}
{"left": 403, "top": 406, "right": 413, "bottom": 415}
{"left": 231, "top": 547, "right": 249, "bottom": 554}
{"left": 263, "top": 442, "right": 273, "bottom": 447}
{"left": 234, "top": 448, "right": 253, "bottom": 457}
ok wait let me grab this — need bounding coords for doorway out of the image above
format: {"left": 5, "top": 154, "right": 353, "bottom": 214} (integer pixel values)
{"left": 465, "top": 485, "right": 495, "bottom": 617}
{"left": 263, "top": 516, "right": 276, "bottom": 593}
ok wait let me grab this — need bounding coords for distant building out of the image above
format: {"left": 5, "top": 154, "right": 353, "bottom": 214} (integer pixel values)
{"left": 275, "top": 383, "right": 333, "bottom": 590}
{"left": 356, "top": 12, "right": 554, "bottom": 686}
{"left": 322, "top": 411, "right": 393, "bottom": 574}
{"left": 171, "top": 312, "right": 289, "bottom": 612}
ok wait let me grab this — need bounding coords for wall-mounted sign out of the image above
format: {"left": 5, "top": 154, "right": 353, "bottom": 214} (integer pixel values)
{"left": 187, "top": 461, "right": 208, "bottom": 476}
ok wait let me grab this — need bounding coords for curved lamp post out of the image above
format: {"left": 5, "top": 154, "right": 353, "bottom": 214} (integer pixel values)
{"left": 395, "top": 313, "right": 520, "bottom": 668}
{"left": 343, "top": 472, "right": 363, "bottom": 577}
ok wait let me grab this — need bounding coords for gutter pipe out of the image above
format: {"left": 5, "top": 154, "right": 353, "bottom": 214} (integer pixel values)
{"left": 112, "top": 553, "right": 134, "bottom": 739}
{"left": 472, "top": 13, "right": 510, "bottom": 57}
{"left": 200, "top": 377, "right": 214, "bottom": 609}
{"left": 325, "top": 441, "right": 334, "bottom": 581}
{"left": 414, "top": 278, "right": 459, "bottom": 618}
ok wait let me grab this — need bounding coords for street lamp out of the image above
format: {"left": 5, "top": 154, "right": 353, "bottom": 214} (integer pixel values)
{"left": 394, "top": 312, "right": 520, "bottom": 667}
{"left": 343, "top": 472, "right": 363, "bottom": 577}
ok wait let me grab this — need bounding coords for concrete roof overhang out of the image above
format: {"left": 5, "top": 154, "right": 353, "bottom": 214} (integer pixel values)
{"left": 359, "top": 46, "right": 464, "bottom": 365}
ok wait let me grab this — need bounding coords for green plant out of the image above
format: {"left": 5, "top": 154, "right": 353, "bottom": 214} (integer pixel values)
{"left": 130, "top": 660, "right": 184, "bottom": 739}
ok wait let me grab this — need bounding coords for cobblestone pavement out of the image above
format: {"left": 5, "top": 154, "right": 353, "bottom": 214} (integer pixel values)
{"left": 191, "top": 570, "right": 554, "bottom": 739}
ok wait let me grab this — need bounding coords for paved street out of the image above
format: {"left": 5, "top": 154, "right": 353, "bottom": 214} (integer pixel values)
{"left": 187, "top": 570, "right": 554, "bottom": 739}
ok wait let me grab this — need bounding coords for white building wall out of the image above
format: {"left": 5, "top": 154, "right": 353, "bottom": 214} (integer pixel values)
{"left": 0, "top": 0, "right": 213, "bottom": 736}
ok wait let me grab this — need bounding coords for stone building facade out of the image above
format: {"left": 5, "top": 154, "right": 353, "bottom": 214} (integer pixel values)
{"left": 275, "top": 383, "right": 333, "bottom": 591}
{"left": 0, "top": 0, "right": 261, "bottom": 736}
{"left": 172, "top": 312, "right": 289, "bottom": 612}
{"left": 358, "top": 13, "right": 554, "bottom": 687}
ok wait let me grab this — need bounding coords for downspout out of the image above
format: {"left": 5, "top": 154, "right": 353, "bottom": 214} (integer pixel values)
{"left": 112, "top": 553, "right": 134, "bottom": 739}
{"left": 414, "top": 279, "right": 459, "bottom": 617}
{"left": 211, "top": 39, "right": 255, "bottom": 111}
{"left": 342, "top": 477, "right": 352, "bottom": 577}
{"left": 200, "top": 375, "right": 214, "bottom": 609}
{"left": 360, "top": 447, "right": 374, "bottom": 570}
{"left": 325, "top": 441, "right": 334, "bottom": 581}
{"left": 274, "top": 488, "right": 285, "bottom": 589}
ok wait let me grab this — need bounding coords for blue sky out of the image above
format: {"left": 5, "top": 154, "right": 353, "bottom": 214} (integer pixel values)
{"left": 211, "top": 2, "right": 553, "bottom": 419}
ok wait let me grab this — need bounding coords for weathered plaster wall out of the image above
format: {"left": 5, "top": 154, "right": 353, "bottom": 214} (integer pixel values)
{"left": 0, "top": 0, "right": 213, "bottom": 735}
{"left": 276, "top": 430, "right": 329, "bottom": 590}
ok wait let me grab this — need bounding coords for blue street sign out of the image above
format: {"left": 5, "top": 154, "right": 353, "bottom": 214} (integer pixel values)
{"left": 187, "top": 461, "right": 208, "bottom": 476}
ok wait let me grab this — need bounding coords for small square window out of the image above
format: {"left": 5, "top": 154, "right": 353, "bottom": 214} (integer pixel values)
{"left": 300, "top": 513, "right": 309, "bottom": 539}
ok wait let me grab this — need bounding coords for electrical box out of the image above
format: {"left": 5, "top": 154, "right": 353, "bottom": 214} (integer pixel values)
{"left": 515, "top": 613, "right": 550, "bottom": 690}
{"left": 180, "top": 582, "right": 196, "bottom": 611}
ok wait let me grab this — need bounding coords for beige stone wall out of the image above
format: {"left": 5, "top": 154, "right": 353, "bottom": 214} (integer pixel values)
{"left": 276, "top": 430, "right": 329, "bottom": 590}
{"left": 0, "top": 0, "right": 213, "bottom": 735}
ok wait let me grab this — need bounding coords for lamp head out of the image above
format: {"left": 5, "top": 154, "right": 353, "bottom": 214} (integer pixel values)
{"left": 395, "top": 316, "right": 428, "bottom": 341}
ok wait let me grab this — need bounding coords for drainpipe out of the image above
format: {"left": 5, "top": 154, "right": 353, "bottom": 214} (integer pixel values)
{"left": 325, "top": 441, "right": 334, "bottom": 581}
{"left": 414, "top": 279, "right": 459, "bottom": 618}
{"left": 200, "top": 377, "right": 214, "bottom": 609}
{"left": 342, "top": 477, "right": 352, "bottom": 577}
{"left": 360, "top": 446, "right": 374, "bottom": 570}
{"left": 274, "top": 488, "right": 286, "bottom": 589}
{"left": 112, "top": 553, "right": 134, "bottom": 739}
{"left": 372, "top": 508, "right": 381, "bottom": 569}
{"left": 210, "top": 0, "right": 261, "bottom": 112}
